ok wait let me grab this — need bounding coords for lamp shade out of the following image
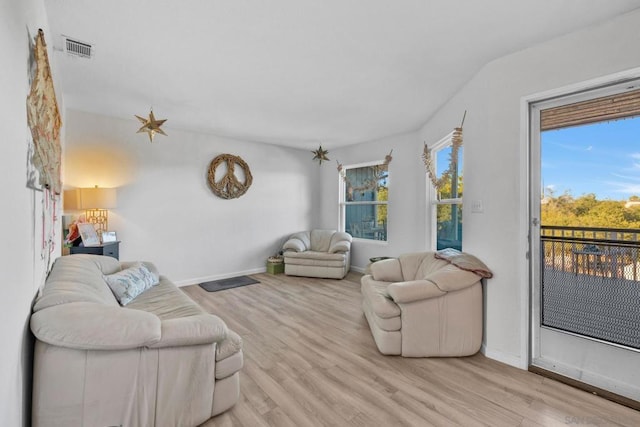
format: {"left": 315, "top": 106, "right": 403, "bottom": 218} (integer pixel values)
{"left": 64, "top": 187, "right": 118, "bottom": 210}
{"left": 77, "top": 187, "right": 117, "bottom": 209}
{"left": 63, "top": 189, "right": 81, "bottom": 211}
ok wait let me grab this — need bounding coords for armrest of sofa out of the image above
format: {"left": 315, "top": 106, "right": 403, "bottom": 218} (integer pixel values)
{"left": 328, "top": 232, "right": 352, "bottom": 253}
{"left": 329, "top": 240, "right": 351, "bottom": 253}
{"left": 283, "top": 237, "right": 307, "bottom": 252}
{"left": 370, "top": 258, "right": 403, "bottom": 282}
{"left": 31, "top": 302, "right": 161, "bottom": 350}
{"left": 387, "top": 279, "right": 446, "bottom": 303}
{"left": 424, "top": 264, "right": 482, "bottom": 292}
{"left": 147, "top": 313, "right": 229, "bottom": 348}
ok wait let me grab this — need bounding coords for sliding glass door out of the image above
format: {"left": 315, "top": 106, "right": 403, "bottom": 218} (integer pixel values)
{"left": 530, "top": 80, "right": 640, "bottom": 402}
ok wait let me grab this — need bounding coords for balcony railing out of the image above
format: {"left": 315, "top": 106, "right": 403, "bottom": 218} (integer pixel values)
{"left": 540, "top": 225, "right": 640, "bottom": 350}
{"left": 541, "top": 225, "right": 640, "bottom": 280}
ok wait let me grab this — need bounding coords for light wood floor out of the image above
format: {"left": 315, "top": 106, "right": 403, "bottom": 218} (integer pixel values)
{"left": 182, "top": 272, "right": 640, "bottom": 427}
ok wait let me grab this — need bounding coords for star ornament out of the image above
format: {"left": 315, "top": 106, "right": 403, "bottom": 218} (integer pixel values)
{"left": 312, "top": 145, "right": 329, "bottom": 165}
{"left": 135, "top": 109, "right": 167, "bottom": 142}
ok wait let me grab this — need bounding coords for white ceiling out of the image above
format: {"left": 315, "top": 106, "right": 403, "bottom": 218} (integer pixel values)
{"left": 44, "top": 0, "right": 640, "bottom": 149}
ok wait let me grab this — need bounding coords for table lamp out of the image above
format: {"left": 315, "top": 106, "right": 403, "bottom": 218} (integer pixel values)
{"left": 75, "top": 186, "right": 117, "bottom": 236}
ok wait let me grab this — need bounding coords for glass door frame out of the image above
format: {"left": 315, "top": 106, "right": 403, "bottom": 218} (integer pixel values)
{"left": 526, "top": 75, "right": 640, "bottom": 401}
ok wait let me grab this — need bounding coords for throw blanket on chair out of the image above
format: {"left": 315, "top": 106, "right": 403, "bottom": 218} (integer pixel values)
{"left": 434, "top": 248, "right": 493, "bottom": 278}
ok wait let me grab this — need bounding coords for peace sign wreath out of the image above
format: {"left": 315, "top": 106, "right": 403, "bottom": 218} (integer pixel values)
{"left": 207, "top": 154, "right": 253, "bottom": 199}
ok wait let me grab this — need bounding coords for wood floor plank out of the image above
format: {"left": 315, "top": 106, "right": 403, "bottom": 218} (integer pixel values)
{"left": 185, "top": 273, "right": 640, "bottom": 427}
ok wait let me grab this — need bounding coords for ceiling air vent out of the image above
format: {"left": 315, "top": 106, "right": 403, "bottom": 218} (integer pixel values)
{"left": 63, "top": 36, "right": 93, "bottom": 59}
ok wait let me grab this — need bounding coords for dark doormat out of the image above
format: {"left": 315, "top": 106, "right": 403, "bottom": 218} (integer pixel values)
{"left": 198, "top": 276, "right": 259, "bottom": 292}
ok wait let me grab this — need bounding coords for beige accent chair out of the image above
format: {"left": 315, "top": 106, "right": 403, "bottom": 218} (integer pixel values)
{"left": 30, "top": 255, "right": 243, "bottom": 427}
{"left": 283, "top": 229, "right": 352, "bottom": 279}
{"left": 361, "top": 252, "right": 484, "bottom": 357}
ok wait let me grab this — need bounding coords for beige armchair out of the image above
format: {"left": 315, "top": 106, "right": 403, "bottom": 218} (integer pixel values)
{"left": 283, "top": 229, "right": 352, "bottom": 279}
{"left": 361, "top": 251, "right": 491, "bottom": 357}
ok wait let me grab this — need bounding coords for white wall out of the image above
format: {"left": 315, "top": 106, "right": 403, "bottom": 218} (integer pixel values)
{"left": 318, "top": 132, "right": 426, "bottom": 269}
{"left": 0, "top": 0, "right": 56, "bottom": 425}
{"left": 425, "top": 8, "right": 640, "bottom": 368}
{"left": 318, "top": 8, "right": 640, "bottom": 368}
{"left": 64, "top": 110, "right": 319, "bottom": 284}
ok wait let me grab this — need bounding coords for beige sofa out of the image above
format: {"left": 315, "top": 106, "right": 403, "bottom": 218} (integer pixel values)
{"left": 361, "top": 251, "right": 490, "bottom": 357}
{"left": 30, "top": 255, "right": 243, "bottom": 427}
{"left": 283, "top": 229, "right": 352, "bottom": 279}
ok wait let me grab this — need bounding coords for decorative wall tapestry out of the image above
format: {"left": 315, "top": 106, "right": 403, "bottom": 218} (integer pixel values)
{"left": 207, "top": 154, "right": 253, "bottom": 199}
{"left": 423, "top": 112, "right": 465, "bottom": 191}
{"left": 26, "top": 29, "right": 62, "bottom": 195}
{"left": 26, "top": 29, "right": 62, "bottom": 273}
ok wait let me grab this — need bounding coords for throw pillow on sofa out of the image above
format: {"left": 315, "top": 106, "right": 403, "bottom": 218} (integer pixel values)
{"left": 103, "top": 262, "right": 159, "bottom": 305}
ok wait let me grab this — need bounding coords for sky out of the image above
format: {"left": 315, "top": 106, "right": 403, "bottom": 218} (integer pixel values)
{"left": 542, "top": 116, "right": 640, "bottom": 201}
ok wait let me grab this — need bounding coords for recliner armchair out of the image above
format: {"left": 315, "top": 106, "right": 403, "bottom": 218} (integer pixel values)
{"left": 361, "top": 251, "right": 491, "bottom": 357}
{"left": 282, "top": 229, "right": 352, "bottom": 279}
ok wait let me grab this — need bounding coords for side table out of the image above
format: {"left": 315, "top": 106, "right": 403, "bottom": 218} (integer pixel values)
{"left": 70, "top": 241, "right": 120, "bottom": 260}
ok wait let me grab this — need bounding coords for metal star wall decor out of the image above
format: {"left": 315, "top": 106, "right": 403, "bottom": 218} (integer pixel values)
{"left": 135, "top": 109, "right": 167, "bottom": 142}
{"left": 312, "top": 145, "right": 329, "bottom": 165}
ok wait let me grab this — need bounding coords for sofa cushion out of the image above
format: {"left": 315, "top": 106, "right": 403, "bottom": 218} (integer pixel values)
{"left": 414, "top": 256, "right": 451, "bottom": 280}
{"left": 284, "top": 250, "right": 346, "bottom": 267}
{"left": 103, "top": 262, "right": 159, "bottom": 306}
{"left": 284, "top": 264, "right": 348, "bottom": 279}
{"left": 34, "top": 255, "right": 122, "bottom": 310}
{"left": 310, "top": 229, "right": 335, "bottom": 252}
{"left": 360, "top": 276, "right": 401, "bottom": 319}
{"left": 425, "top": 264, "right": 482, "bottom": 292}
{"left": 390, "top": 252, "right": 450, "bottom": 280}
{"left": 125, "top": 276, "right": 204, "bottom": 319}
{"left": 361, "top": 296, "right": 401, "bottom": 331}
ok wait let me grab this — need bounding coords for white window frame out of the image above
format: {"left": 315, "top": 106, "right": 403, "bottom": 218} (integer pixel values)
{"left": 428, "top": 131, "right": 463, "bottom": 250}
{"left": 339, "top": 159, "right": 389, "bottom": 243}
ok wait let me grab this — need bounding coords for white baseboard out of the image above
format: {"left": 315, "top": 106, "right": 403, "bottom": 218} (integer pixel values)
{"left": 481, "top": 343, "right": 526, "bottom": 369}
{"left": 174, "top": 267, "right": 267, "bottom": 287}
{"left": 350, "top": 265, "right": 366, "bottom": 274}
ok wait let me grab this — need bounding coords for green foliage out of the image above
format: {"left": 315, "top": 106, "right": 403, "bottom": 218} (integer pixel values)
{"left": 542, "top": 192, "right": 640, "bottom": 229}
{"left": 437, "top": 170, "right": 463, "bottom": 200}
{"left": 436, "top": 174, "right": 463, "bottom": 232}
{"left": 376, "top": 185, "right": 388, "bottom": 225}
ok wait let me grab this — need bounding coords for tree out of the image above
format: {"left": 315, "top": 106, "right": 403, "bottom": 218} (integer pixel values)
{"left": 573, "top": 193, "right": 597, "bottom": 216}
{"left": 376, "top": 185, "right": 388, "bottom": 226}
{"left": 541, "top": 191, "right": 640, "bottom": 229}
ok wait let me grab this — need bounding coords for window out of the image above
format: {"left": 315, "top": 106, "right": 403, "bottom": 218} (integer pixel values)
{"left": 428, "top": 131, "right": 463, "bottom": 250}
{"left": 340, "top": 161, "right": 388, "bottom": 241}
